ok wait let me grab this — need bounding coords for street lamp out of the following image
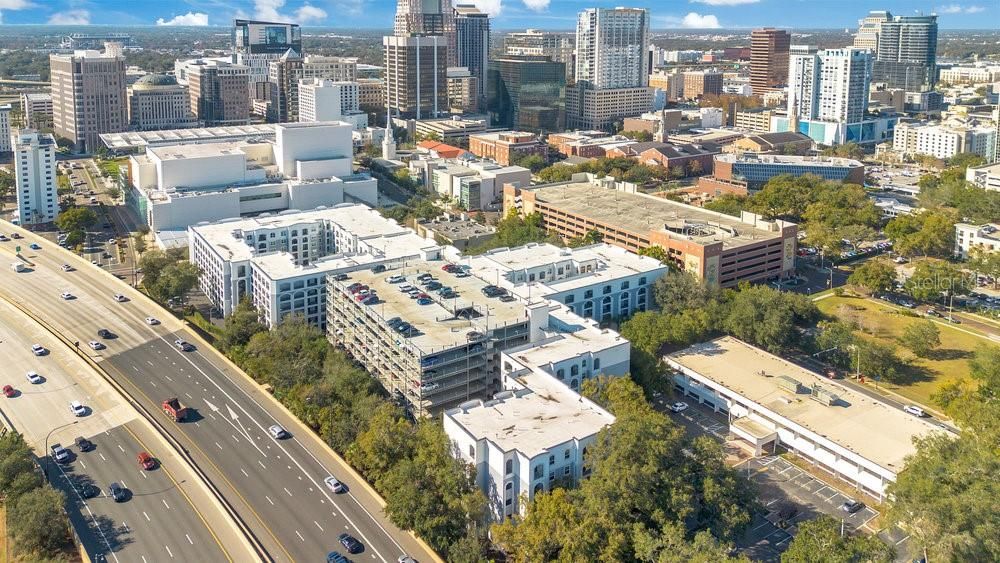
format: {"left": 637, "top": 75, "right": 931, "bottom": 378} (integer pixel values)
{"left": 44, "top": 420, "right": 79, "bottom": 482}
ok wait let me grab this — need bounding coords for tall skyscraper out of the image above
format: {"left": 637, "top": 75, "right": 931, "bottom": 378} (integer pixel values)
{"left": 384, "top": 0, "right": 449, "bottom": 119}
{"left": 787, "top": 46, "right": 874, "bottom": 144}
{"left": 267, "top": 54, "right": 357, "bottom": 122}
{"left": 487, "top": 55, "right": 566, "bottom": 132}
{"left": 454, "top": 4, "right": 489, "bottom": 108}
{"left": 185, "top": 59, "right": 251, "bottom": 126}
{"left": 232, "top": 19, "right": 302, "bottom": 113}
{"left": 50, "top": 46, "right": 127, "bottom": 153}
{"left": 566, "top": 7, "right": 652, "bottom": 130}
{"left": 853, "top": 11, "right": 937, "bottom": 91}
{"left": 504, "top": 30, "right": 575, "bottom": 81}
{"left": 750, "top": 28, "right": 791, "bottom": 94}
{"left": 13, "top": 129, "right": 57, "bottom": 226}
{"left": 394, "top": 0, "right": 457, "bottom": 66}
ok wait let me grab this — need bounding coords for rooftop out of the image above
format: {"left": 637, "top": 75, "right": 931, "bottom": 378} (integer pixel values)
{"left": 100, "top": 124, "right": 275, "bottom": 150}
{"left": 504, "top": 306, "right": 628, "bottom": 370}
{"left": 717, "top": 153, "right": 863, "bottom": 168}
{"left": 252, "top": 251, "right": 377, "bottom": 281}
{"left": 521, "top": 179, "right": 789, "bottom": 249}
{"left": 666, "top": 337, "right": 947, "bottom": 471}
{"left": 148, "top": 141, "right": 249, "bottom": 161}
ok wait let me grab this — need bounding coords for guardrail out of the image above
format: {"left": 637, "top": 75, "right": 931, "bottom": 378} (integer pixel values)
{"left": 0, "top": 292, "right": 272, "bottom": 563}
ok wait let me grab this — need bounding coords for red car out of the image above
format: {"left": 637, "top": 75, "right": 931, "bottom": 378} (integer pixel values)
{"left": 3, "top": 385, "right": 15, "bottom": 398}
{"left": 137, "top": 451, "right": 156, "bottom": 470}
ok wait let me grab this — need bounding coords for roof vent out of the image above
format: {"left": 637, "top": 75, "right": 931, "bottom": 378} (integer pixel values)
{"left": 810, "top": 384, "right": 840, "bottom": 406}
{"left": 776, "top": 375, "right": 804, "bottom": 394}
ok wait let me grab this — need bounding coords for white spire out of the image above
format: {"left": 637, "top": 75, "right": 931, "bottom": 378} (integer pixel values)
{"left": 382, "top": 107, "right": 397, "bottom": 160}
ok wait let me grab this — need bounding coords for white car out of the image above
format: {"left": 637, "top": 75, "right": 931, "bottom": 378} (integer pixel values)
{"left": 87, "top": 340, "right": 104, "bottom": 350}
{"left": 60, "top": 291, "right": 74, "bottom": 300}
{"left": 324, "top": 476, "right": 345, "bottom": 493}
{"left": 112, "top": 293, "right": 128, "bottom": 302}
{"left": 669, "top": 402, "right": 689, "bottom": 413}
{"left": 31, "top": 344, "right": 46, "bottom": 356}
{"left": 61, "top": 264, "right": 73, "bottom": 272}
{"left": 145, "top": 317, "right": 160, "bottom": 325}
{"left": 69, "top": 401, "right": 86, "bottom": 417}
{"left": 268, "top": 425, "right": 288, "bottom": 439}
{"left": 25, "top": 371, "right": 42, "bottom": 384}
{"left": 903, "top": 405, "right": 926, "bottom": 417}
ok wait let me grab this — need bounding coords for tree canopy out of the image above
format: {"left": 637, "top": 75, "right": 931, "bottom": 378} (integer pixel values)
{"left": 781, "top": 516, "right": 894, "bottom": 563}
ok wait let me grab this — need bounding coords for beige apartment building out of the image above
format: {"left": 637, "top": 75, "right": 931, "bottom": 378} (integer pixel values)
{"left": 50, "top": 49, "right": 127, "bottom": 152}
{"left": 186, "top": 60, "right": 251, "bottom": 127}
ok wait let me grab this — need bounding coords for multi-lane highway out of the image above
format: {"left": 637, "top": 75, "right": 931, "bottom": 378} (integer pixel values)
{"left": 0, "top": 220, "right": 437, "bottom": 563}
{"left": 0, "top": 298, "right": 246, "bottom": 562}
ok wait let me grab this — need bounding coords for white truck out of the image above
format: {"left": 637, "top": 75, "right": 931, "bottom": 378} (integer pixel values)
{"left": 10, "top": 262, "right": 24, "bottom": 273}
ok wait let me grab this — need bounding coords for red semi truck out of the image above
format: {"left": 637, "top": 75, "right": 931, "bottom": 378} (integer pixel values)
{"left": 162, "top": 398, "right": 189, "bottom": 421}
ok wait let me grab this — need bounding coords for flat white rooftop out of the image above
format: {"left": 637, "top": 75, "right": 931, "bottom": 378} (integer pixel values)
{"left": 447, "top": 373, "right": 614, "bottom": 458}
{"left": 252, "top": 251, "right": 377, "bottom": 281}
{"left": 504, "top": 307, "right": 627, "bottom": 369}
{"left": 100, "top": 124, "right": 275, "bottom": 150}
{"left": 666, "top": 337, "right": 947, "bottom": 471}
{"left": 149, "top": 141, "right": 250, "bottom": 161}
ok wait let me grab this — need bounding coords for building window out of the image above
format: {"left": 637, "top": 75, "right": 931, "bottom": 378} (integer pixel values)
{"left": 584, "top": 289, "right": 593, "bottom": 299}
{"left": 570, "top": 365, "right": 579, "bottom": 376}
{"left": 621, "top": 281, "right": 629, "bottom": 290}
{"left": 593, "top": 358, "right": 601, "bottom": 371}
{"left": 534, "top": 465, "right": 543, "bottom": 479}
{"left": 549, "top": 454, "right": 555, "bottom": 466}
{"left": 505, "top": 498, "right": 512, "bottom": 506}
{"left": 556, "top": 369, "right": 564, "bottom": 380}
{"left": 505, "top": 459, "right": 513, "bottom": 475}
{"left": 564, "top": 449, "right": 570, "bottom": 460}
{"left": 468, "top": 445, "right": 474, "bottom": 458}
{"left": 565, "top": 294, "right": 574, "bottom": 304}
{"left": 602, "top": 285, "right": 611, "bottom": 294}
{"left": 564, "top": 466, "right": 570, "bottom": 476}
{"left": 505, "top": 482, "right": 512, "bottom": 491}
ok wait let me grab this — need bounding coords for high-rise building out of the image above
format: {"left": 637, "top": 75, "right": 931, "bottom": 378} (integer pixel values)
{"left": 0, "top": 105, "right": 10, "bottom": 153}
{"left": 504, "top": 29, "right": 575, "bottom": 81}
{"left": 50, "top": 48, "right": 127, "bottom": 153}
{"left": 682, "top": 71, "right": 723, "bottom": 100}
{"left": 447, "top": 67, "right": 479, "bottom": 113}
{"left": 298, "top": 79, "right": 368, "bottom": 130}
{"left": 487, "top": 55, "right": 565, "bottom": 133}
{"left": 232, "top": 19, "right": 302, "bottom": 112}
{"left": 750, "top": 28, "right": 791, "bottom": 94}
{"left": 12, "top": 129, "right": 57, "bottom": 226}
{"left": 853, "top": 11, "right": 937, "bottom": 91}
{"left": 567, "top": 7, "right": 652, "bottom": 131}
{"left": 20, "top": 93, "right": 52, "bottom": 130}
{"left": 267, "top": 54, "right": 358, "bottom": 122}
{"left": 394, "top": 0, "right": 456, "bottom": 65}
{"left": 127, "top": 74, "right": 197, "bottom": 131}
{"left": 454, "top": 4, "right": 489, "bottom": 108}
{"left": 185, "top": 59, "right": 251, "bottom": 126}
{"left": 384, "top": 35, "right": 449, "bottom": 119}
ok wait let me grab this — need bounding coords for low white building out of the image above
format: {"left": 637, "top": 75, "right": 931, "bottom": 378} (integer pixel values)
{"left": 298, "top": 79, "right": 368, "bottom": 130}
{"left": 954, "top": 222, "right": 999, "bottom": 259}
{"left": 966, "top": 162, "right": 1000, "bottom": 192}
{"left": 444, "top": 306, "right": 622, "bottom": 520}
{"left": 12, "top": 129, "right": 57, "bottom": 226}
{"left": 409, "top": 157, "right": 531, "bottom": 211}
{"left": 893, "top": 120, "right": 997, "bottom": 161}
{"left": 459, "top": 243, "right": 669, "bottom": 322}
{"left": 20, "top": 92, "right": 52, "bottom": 130}
{"left": 127, "top": 121, "right": 377, "bottom": 246}
{"left": 188, "top": 204, "right": 439, "bottom": 326}
{"left": 666, "top": 337, "right": 947, "bottom": 499}
{"left": 700, "top": 107, "right": 724, "bottom": 128}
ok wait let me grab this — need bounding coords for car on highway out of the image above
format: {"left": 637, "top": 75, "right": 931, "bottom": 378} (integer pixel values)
{"left": 29, "top": 243, "right": 41, "bottom": 250}
{"left": 108, "top": 482, "right": 127, "bottom": 502}
{"left": 268, "top": 424, "right": 289, "bottom": 440}
{"left": 903, "top": 405, "right": 926, "bottom": 417}
{"left": 78, "top": 482, "right": 100, "bottom": 499}
{"left": 173, "top": 339, "right": 194, "bottom": 352}
{"left": 0, "top": 234, "right": 7, "bottom": 242}
{"left": 324, "top": 476, "right": 345, "bottom": 493}
{"left": 338, "top": 533, "right": 363, "bottom": 554}
{"left": 326, "top": 553, "right": 349, "bottom": 563}
{"left": 137, "top": 451, "right": 156, "bottom": 470}
{"left": 25, "top": 371, "right": 42, "bottom": 384}
{"left": 87, "top": 340, "right": 105, "bottom": 350}
{"left": 61, "top": 264, "right": 74, "bottom": 272}
{"left": 31, "top": 344, "right": 47, "bottom": 356}
{"left": 398, "top": 557, "right": 417, "bottom": 563}
{"left": 145, "top": 317, "right": 160, "bottom": 325}
{"left": 69, "top": 401, "right": 86, "bottom": 417}
{"left": 841, "top": 499, "right": 865, "bottom": 514}
{"left": 75, "top": 436, "right": 94, "bottom": 452}
{"left": 3, "top": 385, "right": 15, "bottom": 398}
{"left": 112, "top": 293, "right": 128, "bottom": 302}
{"left": 97, "top": 328, "right": 114, "bottom": 339}
{"left": 10, "top": 233, "right": 20, "bottom": 240}
{"left": 51, "top": 444, "right": 70, "bottom": 463}
{"left": 669, "top": 402, "right": 689, "bottom": 413}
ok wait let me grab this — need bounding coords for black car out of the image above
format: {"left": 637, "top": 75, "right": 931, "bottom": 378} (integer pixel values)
{"left": 96, "top": 328, "right": 114, "bottom": 339}
{"left": 841, "top": 500, "right": 865, "bottom": 514}
{"left": 371, "top": 264, "right": 386, "bottom": 273}
{"left": 78, "top": 482, "right": 100, "bottom": 499}
{"left": 109, "top": 482, "right": 127, "bottom": 502}
{"left": 338, "top": 533, "right": 363, "bottom": 554}
{"left": 332, "top": 273, "right": 349, "bottom": 281}
{"left": 74, "top": 436, "right": 95, "bottom": 452}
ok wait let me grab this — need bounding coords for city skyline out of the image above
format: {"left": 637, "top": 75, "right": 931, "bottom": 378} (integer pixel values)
{"left": 0, "top": 0, "right": 991, "bottom": 29}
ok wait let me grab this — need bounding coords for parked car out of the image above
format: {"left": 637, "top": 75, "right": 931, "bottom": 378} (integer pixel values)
{"left": 903, "top": 405, "right": 926, "bottom": 417}
{"left": 669, "top": 402, "right": 688, "bottom": 413}
{"left": 841, "top": 500, "right": 865, "bottom": 514}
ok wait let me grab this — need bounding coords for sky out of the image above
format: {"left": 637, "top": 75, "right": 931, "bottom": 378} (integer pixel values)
{"left": 0, "top": 0, "right": 992, "bottom": 29}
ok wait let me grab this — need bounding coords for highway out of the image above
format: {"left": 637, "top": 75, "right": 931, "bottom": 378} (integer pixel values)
{"left": 0, "top": 220, "right": 437, "bottom": 563}
{"left": 0, "top": 298, "right": 244, "bottom": 563}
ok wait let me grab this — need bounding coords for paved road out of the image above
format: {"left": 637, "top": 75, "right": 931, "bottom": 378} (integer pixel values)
{"left": 0, "top": 298, "right": 239, "bottom": 563}
{"left": 0, "top": 220, "right": 436, "bottom": 563}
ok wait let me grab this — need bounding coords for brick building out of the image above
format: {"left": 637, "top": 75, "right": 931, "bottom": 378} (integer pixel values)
{"left": 468, "top": 131, "right": 546, "bottom": 166}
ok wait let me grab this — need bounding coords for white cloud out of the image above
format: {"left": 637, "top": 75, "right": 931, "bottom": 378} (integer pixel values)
{"left": 472, "top": 0, "right": 502, "bottom": 17}
{"left": 681, "top": 12, "right": 721, "bottom": 28}
{"left": 935, "top": 4, "right": 985, "bottom": 13}
{"left": 522, "top": 0, "right": 549, "bottom": 12}
{"left": 690, "top": 0, "right": 758, "bottom": 5}
{"left": 253, "top": 0, "right": 327, "bottom": 24}
{"left": 0, "top": 0, "right": 35, "bottom": 24}
{"left": 156, "top": 12, "right": 209, "bottom": 26}
{"left": 48, "top": 9, "right": 90, "bottom": 25}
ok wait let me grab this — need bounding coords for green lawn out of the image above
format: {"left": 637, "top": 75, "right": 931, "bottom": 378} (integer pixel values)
{"left": 816, "top": 295, "right": 987, "bottom": 405}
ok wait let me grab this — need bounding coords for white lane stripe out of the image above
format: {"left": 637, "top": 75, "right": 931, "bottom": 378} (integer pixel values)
{"left": 314, "top": 520, "right": 324, "bottom": 532}
{"left": 295, "top": 531, "right": 304, "bottom": 542}
{"left": 162, "top": 499, "right": 170, "bottom": 509}
{"left": 165, "top": 545, "right": 174, "bottom": 558}
{"left": 143, "top": 511, "right": 150, "bottom": 521}
{"left": 186, "top": 534, "right": 193, "bottom": 545}
{"left": 265, "top": 495, "right": 274, "bottom": 505}
{"left": 240, "top": 468, "right": 248, "bottom": 477}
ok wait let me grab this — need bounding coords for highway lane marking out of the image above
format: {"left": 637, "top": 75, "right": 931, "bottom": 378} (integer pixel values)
{"left": 79, "top": 461, "right": 86, "bottom": 469}
{"left": 162, "top": 499, "right": 170, "bottom": 509}
{"left": 165, "top": 545, "right": 174, "bottom": 558}
{"left": 144, "top": 511, "right": 150, "bottom": 521}
{"left": 121, "top": 480, "right": 128, "bottom": 489}
{"left": 52, "top": 458, "right": 121, "bottom": 563}
{"left": 240, "top": 468, "right": 248, "bottom": 477}
{"left": 895, "top": 534, "right": 911, "bottom": 545}
{"left": 215, "top": 441, "right": 223, "bottom": 450}
{"left": 164, "top": 374, "right": 173, "bottom": 381}
{"left": 117, "top": 444, "right": 125, "bottom": 453}
{"left": 295, "top": 531, "right": 304, "bottom": 542}
{"left": 146, "top": 360, "right": 153, "bottom": 366}
{"left": 283, "top": 487, "right": 293, "bottom": 497}
{"left": 265, "top": 495, "right": 274, "bottom": 505}
{"left": 258, "top": 460, "right": 265, "bottom": 469}
{"left": 139, "top": 470, "right": 147, "bottom": 479}
{"left": 142, "top": 556, "right": 148, "bottom": 563}
{"left": 231, "top": 433, "right": 240, "bottom": 443}
{"left": 99, "top": 453, "right": 107, "bottom": 462}
{"left": 186, "top": 534, "right": 193, "bottom": 545}
{"left": 314, "top": 520, "right": 323, "bottom": 532}
{"left": 184, "top": 392, "right": 192, "bottom": 399}
{"left": 150, "top": 380, "right": 157, "bottom": 388}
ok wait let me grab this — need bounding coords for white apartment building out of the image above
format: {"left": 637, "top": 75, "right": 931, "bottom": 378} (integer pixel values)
{"left": 893, "top": 120, "right": 997, "bottom": 161}
{"left": 954, "top": 222, "right": 999, "bottom": 259}
{"left": 966, "top": 162, "right": 1000, "bottom": 192}
{"left": 789, "top": 46, "right": 872, "bottom": 126}
{"left": 939, "top": 65, "right": 1000, "bottom": 85}
{"left": 0, "top": 105, "right": 10, "bottom": 152}
{"left": 188, "top": 204, "right": 439, "bottom": 325}
{"left": 19, "top": 93, "right": 52, "bottom": 130}
{"left": 127, "top": 121, "right": 376, "bottom": 244}
{"left": 298, "top": 79, "right": 367, "bottom": 130}
{"left": 667, "top": 337, "right": 947, "bottom": 499}
{"left": 574, "top": 7, "right": 649, "bottom": 90}
{"left": 12, "top": 129, "right": 57, "bottom": 226}
{"left": 409, "top": 157, "right": 531, "bottom": 211}
{"left": 460, "top": 243, "right": 669, "bottom": 322}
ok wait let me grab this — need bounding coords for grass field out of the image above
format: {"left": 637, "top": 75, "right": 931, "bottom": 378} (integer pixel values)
{"left": 816, "top": 295, "right": 988, "bottom": 406}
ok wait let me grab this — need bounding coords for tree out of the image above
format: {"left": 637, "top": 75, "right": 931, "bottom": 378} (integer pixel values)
{"left": 847, "top": 259, "right": 896, "bottom": 294}
{"left": 884, "top": 209, "right": 957, "bottom": 258}
{"left": 0, "top": 432, "right": 37, "bottom": 497}
{"left": 819, "top": 142, "right": 864, "bottom": 160}
{"left": 514, "top": 153, "right": 548, "bottom": 173}
{"left": 217, "top": 298, "right": 267, "bottom": 354}
{"left": 54, "top": 206, "right": 97, "bottom": 233}
{"left": 106, "top": 186, "right": 123, "bottom": 200}
{"left": 652, "top": 270, "right": 717, "bottom": 316}
{"left": 900, "top": 320, "right": 941, "bottom": 358}
{"left": 904, "top": 259, "right": 968, "bottom": 302}
{"left": 746, "top": 174, "right": 822, "bottom": 221}
{"left": 138, "top": 248, "right": 181, "bottom": 288}
{"left": 63, "top": 229, "right": 85, "bottom": 248}
{"left": 967, "top": 246, "right": 1000, "bottom": 288}
{"left": 703, "top": 193, "right": 747, "bottom": 217}
{"left": 620, "top": 311, "right": 673, "bottom": 355}
{"left": 781, "top": 516, "right": 894, "bottom": 563}
{"left": 535, "top": 164, "right": 574, "bottom": 183}
{"left": 687, "top": 159, "right": 704, "bottom": 176}
{"left": 7, "top": 486, "right": 72, "bottom": 558}
{"left": 132, "top": 232, "right": 147, "bottom": 255}
{"left": 637, "top": 245, "right": 670, "bottom": 265}
{"left": 346, "top": 403, "right": 415, "bottom": 484}
{"left": 621, "top": 129, "right": 654, "bottom": 142}
{"left": 802, "top": 184, "right": 880, "bottom": 241}
{"left": 721, "top": 285, "right": 818, "bottom": 353}
{"left": 814, "top": 320, "right": 858, "bottom": 370}
{"left": 148, "top": 261, "right": 201, "bottom": 303}
{"left": 241, "top": 318, "right": 328, "bottom": 389}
